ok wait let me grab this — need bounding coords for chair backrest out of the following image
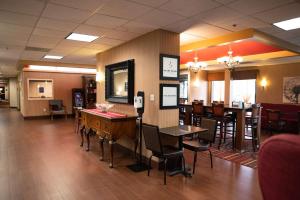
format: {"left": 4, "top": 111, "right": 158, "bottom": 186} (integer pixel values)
{"left": 142, "top": 124, "right": 163, "bottom": 154}
{"left": 251, "top": 103, "right": 261, "bottom": 118}
{"left": 49, "top": 100, "right": 63, "bottom": 110}
{"left": 198, "top": 118, "right": 217, "bottom": 143}
{"left": 258, "top": 134, "right": 300, "bottom": 200}
{"left": 266, "top": 109, "right": 281, "bottom": 121}
{"left": 212, "top": 103, "right": 225, "bottom": 117}
{"left": 192, "top": 101, "right": 204, "bottom": 115}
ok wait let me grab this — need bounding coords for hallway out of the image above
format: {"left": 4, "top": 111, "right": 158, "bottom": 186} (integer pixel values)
{"left": 0, "top": 108, "right": 262, "bottom": 200}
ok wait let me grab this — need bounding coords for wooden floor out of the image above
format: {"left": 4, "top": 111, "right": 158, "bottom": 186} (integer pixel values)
{"left": 0, "top": 108, "right": 262, "bottom": 200}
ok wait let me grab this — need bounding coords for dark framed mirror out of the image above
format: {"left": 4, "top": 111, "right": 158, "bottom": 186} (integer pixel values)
{"left": 105, "top": 59, "right": 134, "bottom": 104}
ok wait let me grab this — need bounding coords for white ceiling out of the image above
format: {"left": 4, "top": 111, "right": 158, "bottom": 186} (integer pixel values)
{"left": 0, "top": 0, "right": 300, "bottom": 77}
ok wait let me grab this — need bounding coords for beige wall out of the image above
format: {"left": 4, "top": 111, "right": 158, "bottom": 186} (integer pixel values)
{"left": 96, "top": 29, "right": 180, "bottom": 127}
{"left": 188, "top": 70, "right": 208, "bottom": 103}
{"left": 256, "top": 62, "right": 300, "bottom": 104}
{"left": 21, "top": 71, "right": 88, "bottom": 117}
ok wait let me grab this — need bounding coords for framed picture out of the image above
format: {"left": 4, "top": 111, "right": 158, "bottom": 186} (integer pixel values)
{"left": 160, "top": 84, "right": 179, "bottom": 109}
{"left": 160, "top": 54, "right": 180, "bottom": 80}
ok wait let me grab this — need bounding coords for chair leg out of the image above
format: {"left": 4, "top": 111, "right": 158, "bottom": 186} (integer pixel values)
{"left": 218, "top": 123, "right": 223, "bottom": 149}
{"left": 252, "top": 128, "right": 256, "bottom": 152}
{"left": 148, "top": 155, "right": 152, "bottom": 176}
{"left": 182, "top": 155, "right": 186, "bottom": 173}
{"left": 193, "top": 152, "right": 197, "bottom": 174}
{"left": 223, "top": 122, "right": 227, "bottom": 143}
{"left": 164, "top": 158, "right": 167, "bottom": 185}
{"left": 209, "top": 150, "right": 213, "bottom": 169}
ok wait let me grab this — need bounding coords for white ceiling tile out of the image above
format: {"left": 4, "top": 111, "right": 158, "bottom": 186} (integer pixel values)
{"left": 32, "top": 28, "right": 69, "bottom": 38}
{"left": 0, "top": 45, "right": 24, "bottom": 60}
{"left": 129, "top": 0, "right": 169, "bottom": 7}
{"left": 0, "top": 22, "right": 33, "bottom": 36}
{"left": 37, "top": 18, "right": 78, "bottom": 31}
{"left": 97, "top": 0, "right": 153, "bottom": 20}
{"left": 159, "top": 0, "right": 220, "bottom": 17}
{"left": 20, "top": 50, "right": 46, "bottom": 60}
{"left": 102, "top": 30, "right": 140, "bottom": 41}
{"left": 120, "top": 21, "right": 158, "bottom": 34}
{"left": 0, "top": 11, "right": 38, "bottom": 27}
{"left": 135, "top": 9, "right": 185, "bottom": 27}
{"left": 214, "top": 0, "right": 237, "bottom": 4}
{"left": 42, "top": 3, "right": 91, "bottom": 23}
{"left": 164, "top": 17, "right": 201, "bottom": 33}
{"left": 85, "top": 14, "right": 128, "bottom": 29}
{"left": 0, "top": 0, "right": 45, "bottom": 16}
{"left": 0, "top": 36, "right": 28, "bottom": 47}
{"left": 74, "top": 24, "right": 112, "bottom": 36}
{"left": 254, "top": 3, "right": 300, "bottom": 23}
{"left": 228, "top": 0, "right": 293, "bottom": 15}
{"left": 180, "top": 33, "right": 204, "bottom": 45}
{"left": 184, "top": 22, "right": 231, "bottom": 38}
{"left": 55, "top": 40, "right": 88, "bottom": 49}
{"left": 93, "top": 37, "right": 125, "bottom": 46}
{"left": 49, "top": 46, "right": 81, "bottom": 54}
{"left": 49, "top": 0, "right": 107, "bottom": 11}
{"left": 71, "top": 48, "right": 101, "bottom": 57}
{"left": 192, "top": 6, "right": 243, "bottom": 25}
{"left": 27, "top": 35, "right": 61, "bottom": 48}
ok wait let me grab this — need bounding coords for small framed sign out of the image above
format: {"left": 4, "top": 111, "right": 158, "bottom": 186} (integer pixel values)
{"left": 160, "top": 84, "right": 179, "bottom": 109}
{"left": 160, "top": 54, "right": 180, "bottom": 80}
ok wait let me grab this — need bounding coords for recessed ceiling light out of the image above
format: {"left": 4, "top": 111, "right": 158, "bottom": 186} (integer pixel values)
{"left": 273, "top": 17, "right": 300, "bottom": 31}
{"left": 66, "top": 32, "right": 99, "bottom": 42}
{"left": 44, "top": 55, "right": 63, "bottom": 59}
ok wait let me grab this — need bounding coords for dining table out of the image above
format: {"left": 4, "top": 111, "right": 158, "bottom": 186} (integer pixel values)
{"left": 179, "top": 102, "right": 262, "bottom": 151}
{"left": 159, "top": 125, "right": 208, "bottom": 177}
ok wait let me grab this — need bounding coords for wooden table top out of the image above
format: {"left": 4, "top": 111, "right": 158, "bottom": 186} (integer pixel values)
{"left": 81, "top": 109, "right": 137, "bottom": 120}
{"left": 179, "top": 102, "right": 251, "bottom": 110}
{"left": 159, "top": 125, "right": 208, "bottom": 137}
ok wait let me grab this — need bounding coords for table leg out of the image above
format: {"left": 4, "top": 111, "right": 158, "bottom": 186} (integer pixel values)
{"left": 99, "top": 136, "right": 104, "bottom": 161}
{"left": 80, "top": 126, "right": 85, "bottom": 147}
{"left": 109, "top": 140, "right": 115, "bottom": 168}
{"left": 85, "top": 128, "right": 90, "bottom": 151}
{"left": 235, "top": 109, "right": 246, "bottom": 151}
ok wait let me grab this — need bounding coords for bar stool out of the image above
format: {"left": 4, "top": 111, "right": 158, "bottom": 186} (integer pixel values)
{"left": 212, "top": 103, "right": 234, "bottom": 149}
{"left": 192, "top": 101, "right": 205, "bottom": 127}
{"left": 245, "top": 104, "right": 261, "bottom": 151}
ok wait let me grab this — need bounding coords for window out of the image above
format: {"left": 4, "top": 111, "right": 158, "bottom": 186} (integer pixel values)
{"left": 211, "top": 81, "right": 224, "bottom": 102}
{"left": 179, "top": 75, "right": 188, "bottom": 100}
{"left": 28, "top": 79, "right": 54, "bottom": 100}
{"left": 230, "top": 79, "right": 256, "bottom": 104}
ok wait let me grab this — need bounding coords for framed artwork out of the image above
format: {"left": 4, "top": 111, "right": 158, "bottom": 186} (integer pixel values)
{"left": 283, "top": 76, "right": 300, "bottom": 104}
{"left": 160, "top": 84, "right": 179, "bottom": 109}
{"left": 160, "top": 54, "right": 180, "bottom": 80}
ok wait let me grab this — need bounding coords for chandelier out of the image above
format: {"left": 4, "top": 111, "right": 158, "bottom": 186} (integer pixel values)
{"left": 186, "top": 51, "right": 207, "bottom": 73}
{"left": 217, "top": 49, "right": 242, "bottom": 71}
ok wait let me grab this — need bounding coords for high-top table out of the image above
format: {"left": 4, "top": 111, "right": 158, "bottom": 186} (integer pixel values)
{"left": 179, "top": 103, "right": 261, "bottom": 151}
{"left": 80, "top": 109, "right": 137, "bottom": 168}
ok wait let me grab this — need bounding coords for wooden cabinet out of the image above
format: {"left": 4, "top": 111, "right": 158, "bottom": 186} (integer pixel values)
{"left": 82, "top": 76, "right": 96, "bottom": 109}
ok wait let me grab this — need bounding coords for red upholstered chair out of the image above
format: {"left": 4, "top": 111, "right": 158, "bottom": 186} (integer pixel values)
{"left": 258, "top": 134, "right": 300, "bottom": 200}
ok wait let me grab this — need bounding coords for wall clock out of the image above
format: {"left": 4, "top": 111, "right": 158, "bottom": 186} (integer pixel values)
{"left": 160, "top": 54, "right": 180, "bottom": 80}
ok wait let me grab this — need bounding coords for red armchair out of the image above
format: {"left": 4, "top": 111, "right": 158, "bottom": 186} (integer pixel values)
{"left": 258, "top": 134, "right": 300, "bottom": 200}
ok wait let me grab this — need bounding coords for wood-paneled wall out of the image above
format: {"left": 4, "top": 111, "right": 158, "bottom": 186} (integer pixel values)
{"left": 96, "top": 29, "right": 180, "bottom": 128}
{"left": 21, "top": 71, "right": 87, "bottom": 117}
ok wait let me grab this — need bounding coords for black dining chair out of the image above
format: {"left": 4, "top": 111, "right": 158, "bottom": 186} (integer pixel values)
{"left": 183, "top": 118, "right": 217, "bottom": 174}
{"left": 143, "top": 124, "right": 186, "bottom": 185}
{"left": 245, "top": 104, "right": 261, "bottom": 151}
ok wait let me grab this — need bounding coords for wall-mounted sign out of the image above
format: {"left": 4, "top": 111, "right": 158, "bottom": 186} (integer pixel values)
{"left": 160, "top": 84, "right": 179, "bottom": 109}
{"left": 160, "top": 54, "right": 180, "bottom": 80}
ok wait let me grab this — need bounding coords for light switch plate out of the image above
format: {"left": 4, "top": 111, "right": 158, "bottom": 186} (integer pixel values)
{"left": 150, "top": 94, "right": 155, "bottom": 101}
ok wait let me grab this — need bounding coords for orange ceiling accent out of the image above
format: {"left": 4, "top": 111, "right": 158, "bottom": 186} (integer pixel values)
{"left": 180, "top": 39, "right": 282, "bottom": 64}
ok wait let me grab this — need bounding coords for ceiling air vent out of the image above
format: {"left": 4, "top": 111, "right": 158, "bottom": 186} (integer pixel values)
{"left": 24, "top": 46, "right": 50, "bottom": 52}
